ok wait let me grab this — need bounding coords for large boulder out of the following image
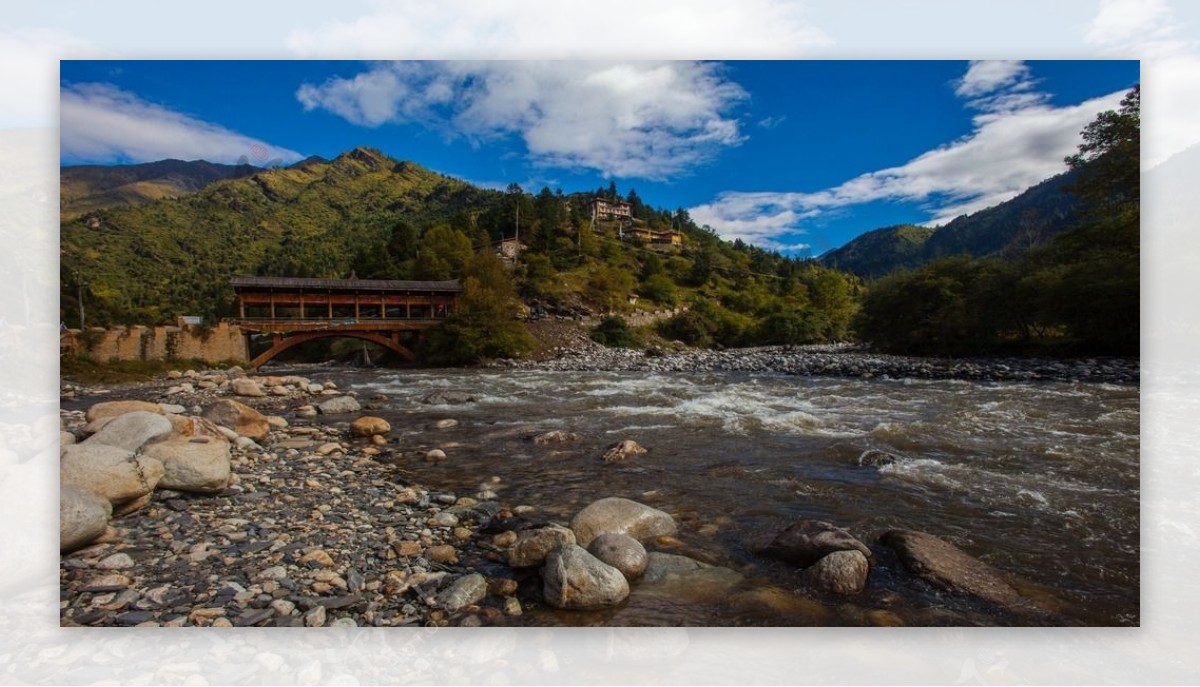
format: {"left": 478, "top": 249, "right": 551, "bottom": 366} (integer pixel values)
{"left": 83, "top": 411, "right": 172, "bottom": 452}
{"left": 350, "top": 416, "right": 391, "bottom": 437}
{"left": 587, "top": 533, "right": 648, "bottom": 580}
{"left": 880, "top": 529, "right": 1052, "bottom": 615}
{"left": 542, "top": 544, "right": 630, "bottom": 610}
{"left": 60, "top": 485, "right": 112, "bottom": 553}
{"left": 507, "top": 525, "right": 576, "bottom": 568}
{"left": 202, "top": 399, "right": 270, "bottom": 441}
{"left": 804, "top": 550, "right": 869, "bottom": 595}
{"left": 84, "top": 400, "right": 163, "bottom": 424}
{"left": 142, "top": 436, "right": 231, "bottom": 493}
{"left": 761, "top": 519, "right": 871, "bottom": 567}
{"left": 570, "top": 497, "right": 677, "bottom": 546}
{"left": 317, "top": 396, "right": 361, "bottom": 415}
{"left": 60, "top": 443, "right": 164, "bottom": 505}
{"left": 602, "top": 439, "right": 647, "bottom": 463}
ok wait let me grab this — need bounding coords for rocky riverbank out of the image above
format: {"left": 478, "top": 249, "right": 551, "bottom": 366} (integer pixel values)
{"left": 496, "top": 337, "right": 1139, "bottom": 385}
{"left": 59, "top": 363, "right": 1104, "bottom": 627}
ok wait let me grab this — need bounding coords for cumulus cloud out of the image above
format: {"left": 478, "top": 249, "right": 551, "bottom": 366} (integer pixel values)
{"left": 285, "top": 0, "right": 831, "bottom": 59}
{"left": 61, "top": 83, "right": 303, "bottom": 165}
{"left": 691, "top": 61, "right": 1128, "bottom": 250}
{"left": 298, "top": 61, "right": 748, "bottom": 179}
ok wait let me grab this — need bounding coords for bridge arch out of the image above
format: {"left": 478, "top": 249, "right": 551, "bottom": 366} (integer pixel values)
{"left": 249, "top": 330, "right": 415, "bottom": 369}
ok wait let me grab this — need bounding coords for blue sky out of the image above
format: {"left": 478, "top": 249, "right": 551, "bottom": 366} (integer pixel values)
{"left": 60, "top": 59, "right": 1137, "bottom": 253}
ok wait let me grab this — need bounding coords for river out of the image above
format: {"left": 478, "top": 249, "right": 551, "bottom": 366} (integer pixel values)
{"left": 293, "top": 366, "right": 1139, "bottom": 627}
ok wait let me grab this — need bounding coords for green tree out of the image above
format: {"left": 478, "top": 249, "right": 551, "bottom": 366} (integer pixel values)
{"left": 591, "top": 315, "right": 640, "bottom": 347}
{"left": 1065, "top": 85, "right": 1139, "bottom": 210}
{"left": 415, "top": 224, "right": 473, "bottom": 280}
{"left": 423, "top": 250, "right": 534, "bottom": 364}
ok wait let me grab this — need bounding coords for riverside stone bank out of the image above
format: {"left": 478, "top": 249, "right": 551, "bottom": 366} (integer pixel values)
{"left": 61, "top": 322, "right": 248, "bottom": 365}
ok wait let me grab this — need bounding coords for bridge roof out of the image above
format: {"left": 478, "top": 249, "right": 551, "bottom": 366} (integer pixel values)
{"left": 230, "top": 276, "right": 461, "bottom": 293}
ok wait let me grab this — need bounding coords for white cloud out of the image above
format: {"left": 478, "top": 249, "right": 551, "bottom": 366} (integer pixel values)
{"left": 955, "top": 60, "right": 1030, "bottom": 98}
{"left": 285, "top": 0, "right": 832, "bottom": 59}
{"left": 758, "top": 115, "right": 787, "bottom": 129}
{"left": 298, "top": 61, "right": 749, "bottom": 179}
{"left": 1084, "top": 0, "right": 1200, "bottom": 169}
{"left": 61, "top": 83, "right": 303, "bottom": 165}
{"left": 691, "top": 61, "right": 1127, "bottom": 250}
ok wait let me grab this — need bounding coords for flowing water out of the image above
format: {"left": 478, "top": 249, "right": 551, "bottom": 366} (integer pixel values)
{"left": 311, "top": 367, "right": 1138, "bottom": 627}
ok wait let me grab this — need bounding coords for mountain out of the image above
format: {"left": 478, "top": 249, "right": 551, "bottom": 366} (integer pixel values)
{"left": 60, "top": 147, "right": 504, "bottom": 324}
{"left": 820, "top": 168, "right": 1084, "bottom": 279}
{"left": 61, "top": 159, "right": 263, "bottom": 219}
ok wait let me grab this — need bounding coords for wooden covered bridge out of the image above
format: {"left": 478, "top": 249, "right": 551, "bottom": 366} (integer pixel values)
{"left": 230, "top": 276, "right": 461, "bottom": 368}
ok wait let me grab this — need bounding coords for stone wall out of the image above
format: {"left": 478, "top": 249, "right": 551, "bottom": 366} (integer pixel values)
{"left": 61, "top": 322, "right": 248, "bottom": 364}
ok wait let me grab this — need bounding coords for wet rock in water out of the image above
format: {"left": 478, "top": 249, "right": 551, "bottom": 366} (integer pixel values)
{"left": 350, "top": 416, "right": 391, "bottom": 437}
{"left": 433, "top": 419, "right": 458, "bottom": 429}
{"left": 570, "top": 497, "right": 677, "bottom": 546}
{"left": 880, "top": 529, "right": 1054, "bottom": 616}
{"left": 60, "top": 484, "right": 112, "bottom": 553}
{"left": 727, "top": 586, "right": 831, "bottom": 623}
{"left": 231, "top": 378, "right": 266, "bottom": 397}
{"left": 295, "top": 405, "right": 318, "bottom": 418}
{"left": 508, "top": 525, "right": 576, "bottom": 568}
{"left": 856, "top": 449, "right": 900, "bottom": 468}
{"left": 60, "top": 443, "right": 164, "bottom": 506}
{"left": 317, "top": 396, "right": 361, "bottom": 414}
{"left": 587, "top": 533, "right": 648, "bottom": 580}
{"left": 636, "top": 552, "right": 744, "bottom": 603}
{"left": 142, "top": 436, "right": 231, "bottom": 494}
{"left": 440, "top": 573, "right": 487, "bottom": 612}
{"left": 61, "top": 431, "right": 77, "bottom": 447}
{"left": 425, "top": 449, "right": 447, "bottom": 462}
{"left": 85, "top": 400, "right": 163, "bottom": 424}
{"left": 602, "top": 439, "right": 647, "bottom": 463}
{"left": 202, "top": 399, "right": 270, "bottom": 442}
{"left": 804, "top": 550, "right": 869, "bottom": 595}
{"left": 492, "top": 531, "right": 518, "bottom": 548}
{"left": 542, "top": 544, "right": 630, "bottom": 610}
{"left": 421, "top": 391, "right": 475, "bottom": 405}
{"left": 83, "top": 411, "right": 172, "bottom": 452}
{"left": 761, "top": 519, "right": 872, "bottom": 567}
{"left": 531, "top": 430, "right": 581, "bottom": 445}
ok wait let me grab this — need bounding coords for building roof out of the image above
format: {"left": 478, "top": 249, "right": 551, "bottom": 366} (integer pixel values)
{"left": 230, "top": 276, "right": 461, "bottom": 293}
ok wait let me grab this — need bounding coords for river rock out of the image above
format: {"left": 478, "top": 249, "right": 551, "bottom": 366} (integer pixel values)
{"left": 880, "top": 529, "right": 1048, "bottom": 615}
{"left": 202, "top": 399, "right": 270, "bottom": 442}
{"left": 761, "top": 519, "right": 871, "bottom": 567}
{"left": 61, "top": 431, "right": 76, "bottom": 447}
{"left": 231, "top": 378, "right": 266, "bottom": 397}
{"left": 587, "top": 533, "right": 648, "bottom": 580}
{"left": 421, "top": 391, "right": 475, "bottom": 405}
{"left": 60, "top": 443, "right": 164, "bottom": 505}
{"left": 317, "top": 396, "right": 361, "bottom": 414}
{"left": 350, "top": 416, "right": 391, "bottom": 437}
{"left": 85, "top": 400, "right": 163, "bottom": 424}
{"left": 727, "top": 586, "right": 831, "bottom": 622}
{"left": 166, "top": 415, "right": 228, "bottom": 442}
{"left": 141, "top": 436, "right": 231, "bottom": 493}
{"left": 570, "top": 497, "right": 677, "bottom": 546}
{"left": 602, "top": 439, "right": 647, "bottom": 463}
{"left": 425, "top": 449, "right": 447, "bottom": 462}
{"left": 60, "top": 484, "right": 112, "bottom": 553}
{"left": 83, "top": 411, "right": 172, "bottom": 452}
{"left": 804, "top": 550, "right": 869, "bottom": 595}
{"left": 532, "top": 430, "right": 581, "bottom": 445}
{"left": 542, "top": 544, "right": 630, "bottom": 610}
{"left": 440, "top": 573, "right": 487, "bottom": 612}
{"left": 112, "top": 492, "right": 154, "bottom": 517}
{"left": 507, "top": 525, "right": 576, "bottom": 568}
